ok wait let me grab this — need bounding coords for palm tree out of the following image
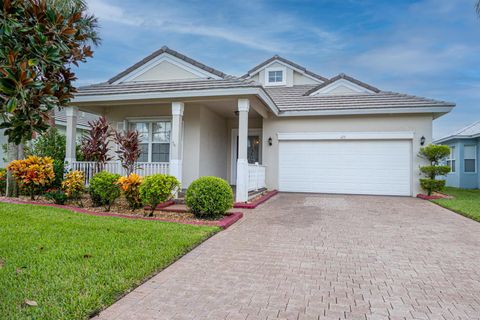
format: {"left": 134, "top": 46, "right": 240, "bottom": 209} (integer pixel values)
{"left": 477, "top": 0, "right": 480, "bottom": 16}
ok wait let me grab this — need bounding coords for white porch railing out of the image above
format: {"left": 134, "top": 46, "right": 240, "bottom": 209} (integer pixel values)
{"left": 69, "top": 161, "right": 169, "bottom": 185}
{"left": 248, "top": 163, "right": 266, "bottom": 191}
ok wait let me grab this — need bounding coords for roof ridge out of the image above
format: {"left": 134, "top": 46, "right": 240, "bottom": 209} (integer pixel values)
{"left": 107, "top": 46, "right": 228, "bottom": 84}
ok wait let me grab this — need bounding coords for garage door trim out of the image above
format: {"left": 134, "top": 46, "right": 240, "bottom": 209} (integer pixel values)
{"left": 277, "top": 131, "right": 414, "bottom": 141}
{"left": 277, "top": 132, "right": 414, "bottom": 196}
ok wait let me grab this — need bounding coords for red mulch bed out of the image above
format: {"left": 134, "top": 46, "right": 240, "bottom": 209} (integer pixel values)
{"left": 417, "top": 192, "right": 454, "bottom": 200}
{"left": 0, "top": 195, "right": 242, "bottom": 229}
{"left": 233, "top": 190, "right": 278, "bottom": 209}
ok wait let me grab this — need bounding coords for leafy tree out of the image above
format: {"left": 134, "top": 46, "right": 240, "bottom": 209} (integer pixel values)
{"left": 419, "top": 144, "right": 451, "bottom": 196}
{"left": 114, "top": 129, "right": 141, "bottom": 175}
{"left": 29, "top": 128, "right": 66, "bottom": 161}
{"left": 0, "top": 0, "right": 99, "bottom": 195}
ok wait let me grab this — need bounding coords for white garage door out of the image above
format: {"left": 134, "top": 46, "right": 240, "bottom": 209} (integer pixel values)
{"left": 279, "top": 140, "right": 411, "bottom": 196}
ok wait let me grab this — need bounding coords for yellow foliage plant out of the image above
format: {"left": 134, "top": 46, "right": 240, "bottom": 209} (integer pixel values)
{"left": 62, "top": 170, "right": 85, "bottom": 205}
{"left": 7, "top": 156, "right": 55, "bottom": 199}
{"left": 117, "top": 173, "right": 143, "bottom": 210}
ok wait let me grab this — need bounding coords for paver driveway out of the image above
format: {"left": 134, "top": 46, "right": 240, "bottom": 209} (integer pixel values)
{"left": 94, "top": 194, "right": 480, "bottom": 320}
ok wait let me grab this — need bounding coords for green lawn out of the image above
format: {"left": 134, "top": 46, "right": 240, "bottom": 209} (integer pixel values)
{"left": 0, "top": 203, "right": 219, "bottom": 320}
{"left": 433, "top": 187, "right": 480, "bottom": 222}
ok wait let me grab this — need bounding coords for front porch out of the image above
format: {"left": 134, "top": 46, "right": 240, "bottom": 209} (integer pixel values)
{"left": 67, "top": 97, "right": 270, "bottom": 202}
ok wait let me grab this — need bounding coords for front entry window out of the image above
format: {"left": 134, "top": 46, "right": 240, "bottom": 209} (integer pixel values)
{"left": 129, "top": 120, "right": 171, "bottom": 162}
{"left": 247, "top": 136, "right": 261, "bottom": 164}
{"left": 237, "top": 135, "right": 261, "bottom": 164}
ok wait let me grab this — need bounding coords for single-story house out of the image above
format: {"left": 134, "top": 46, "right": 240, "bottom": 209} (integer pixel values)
{"left": 69, "top": 46, "right": 454, "bottom": 202}
{"left": 435, "top": 121, "right": 480, "bottom": 189}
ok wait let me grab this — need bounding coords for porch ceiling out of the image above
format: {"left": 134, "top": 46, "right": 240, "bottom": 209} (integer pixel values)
{"left": 74, "top": 95, "right": 268, "bottom": 119}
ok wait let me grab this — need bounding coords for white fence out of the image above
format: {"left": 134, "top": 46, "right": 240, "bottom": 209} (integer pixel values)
{"left": 248, "top": 163, "right": 266, "bottom": 191}
{"left": 69, "top": 161, "right": 169, "bottom": 185}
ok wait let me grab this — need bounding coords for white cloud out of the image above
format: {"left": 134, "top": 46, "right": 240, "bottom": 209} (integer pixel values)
{"left": 87, "top": 0, "right": 144, "bottom": 26}
{"left": 86, "top": 0, "right": 341, "bottom": 54}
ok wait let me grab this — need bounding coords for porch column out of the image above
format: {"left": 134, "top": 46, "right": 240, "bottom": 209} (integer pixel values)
{"left": 236, "top": 98, "right": 249, "bottom": 202}
{"left": 170, "top": 102, "right": 184, "bottom": 184}
{"left": 65, "top": 106, "right": 78, "bottom": 166}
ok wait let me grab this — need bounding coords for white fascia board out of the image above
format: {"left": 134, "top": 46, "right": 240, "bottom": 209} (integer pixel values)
{"left": 278, "top": 106, "right": 453, "bottom": 117}
{"left": 277, "top": 131, "right": 415, "bottom": 141}
{"left": 113, "top": 53, "right": 223, "bottom": 84}
{"left": 249, "top": 60, "right": 323, "bottom": 83}
{"left": 72, "top": 87, "right": 281, "bottom": 115}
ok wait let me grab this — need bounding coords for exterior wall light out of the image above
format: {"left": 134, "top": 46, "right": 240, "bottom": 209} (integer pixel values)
{"left": 420, "top": 136, "right": 426, "bottom": 146}
{"left": 268, "top": 137, "right": 273, "bottom": 146}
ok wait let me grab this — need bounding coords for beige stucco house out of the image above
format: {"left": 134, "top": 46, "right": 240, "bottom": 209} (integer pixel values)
{"left": 69, "top": 46, "right": 454, "bottom": 202}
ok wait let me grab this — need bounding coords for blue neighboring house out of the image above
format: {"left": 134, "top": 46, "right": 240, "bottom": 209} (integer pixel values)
{"left": 435, "top": 121, "right": 480, "bottom": 189}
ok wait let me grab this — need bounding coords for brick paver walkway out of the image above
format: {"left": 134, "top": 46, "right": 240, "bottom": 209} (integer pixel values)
{"left": 94, "top": 194, "right": 480, "bottom": 320}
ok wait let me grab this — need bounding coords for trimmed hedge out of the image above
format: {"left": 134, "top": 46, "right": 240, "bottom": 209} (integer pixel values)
{"left": 185, "top": 176, "right": 233, "bottom": 218}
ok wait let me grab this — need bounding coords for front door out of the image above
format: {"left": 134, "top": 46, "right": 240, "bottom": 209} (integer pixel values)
{"left": 231, "top": 129, "right": 262, "bottom": 184}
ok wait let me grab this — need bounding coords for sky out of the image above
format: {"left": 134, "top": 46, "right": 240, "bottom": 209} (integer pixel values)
{"left": 77, "top": 0, "right": 480, "bottom": 139}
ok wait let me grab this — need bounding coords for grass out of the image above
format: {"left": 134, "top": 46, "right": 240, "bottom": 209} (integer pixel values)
{"left": 0, "top": 203, "right": 219, "bottom": 320}
{"left": 433, "top": 187, "right": 480, "bottom": 222}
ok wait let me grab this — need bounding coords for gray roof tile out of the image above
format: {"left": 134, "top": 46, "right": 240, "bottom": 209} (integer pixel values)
{"left": 265, "top": 85, "right": 454, "bottom": 113}
{"left": 77, "top": 78, "right": 258, "bottom": 96}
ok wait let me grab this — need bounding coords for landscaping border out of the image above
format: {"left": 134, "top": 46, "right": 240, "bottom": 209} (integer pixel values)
{"left": 0, "top": 198, "right": 242, "bottom": 229}
{"left": 417, "top": 193, "right": 443, "bottom": 200}
{"left": 234, "top": 190, "right": 279, "bottom": 209}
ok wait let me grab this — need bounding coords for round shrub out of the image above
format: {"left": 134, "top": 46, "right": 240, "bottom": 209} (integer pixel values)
{"left": 139, "top": 174, "right": 180, "bottom": 216}
{"left": 185, "top": 176, "right": 233, "bottom": 217}
{"left": 89, "top": 171, "right": 121, "bottom": 211}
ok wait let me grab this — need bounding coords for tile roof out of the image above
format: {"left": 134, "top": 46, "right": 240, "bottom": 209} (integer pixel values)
{"left": 77, "top": 78, "right": 258, "bottom": 96}
{"left": 107, "top": 46, "right": 228, "bottom": 84}
{"left": 304, "top": 73, "right": 381, "bottom": 95}
{"left": 244, "top": 55, "right": 328, "bottom": 82}
{"left": 264, "top": 85, "right": 454, "bottom": 113}
{"left": 435, "top": 121, "right": 480, "bottom": 143}
{"left": 76, "top": 81, "right": 454, "bottom": 114}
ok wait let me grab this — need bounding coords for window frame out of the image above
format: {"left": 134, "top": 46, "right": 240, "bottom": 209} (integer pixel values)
{"left": 463, "top": 144, "right": 477, "bottom": 174}
{"left": 446, "top": 146, "right": 456, "bottom": 173}
{"left": 127, "top": 118, "right": 171, "bottom": 163}
{"left": 264, "top": 67, "right": 286, "bottom": 86}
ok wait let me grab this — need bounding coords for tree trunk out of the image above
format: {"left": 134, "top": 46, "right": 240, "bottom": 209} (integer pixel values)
{"left": 6, "top": 143, "right": 19, "bottom": 197}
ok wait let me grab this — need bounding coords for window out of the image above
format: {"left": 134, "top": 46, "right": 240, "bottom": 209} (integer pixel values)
{"left": 268, "top": 70, "right": 283, "bottom": 83}
{"left": 464, "top": 145, "right": 476, "bottom": 173}
{"left": 446, "top": 146, "right": 456, "bottom": 173}
{"left": 265, "top": 67, "right": 286, "bottom": 85}
{"left": 129, "top": 120, "right": 171, "bottom": 162}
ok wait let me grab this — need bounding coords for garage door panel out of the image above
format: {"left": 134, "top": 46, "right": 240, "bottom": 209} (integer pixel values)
{"left": 279, "top": 140, "right": 411, "bottom": 196}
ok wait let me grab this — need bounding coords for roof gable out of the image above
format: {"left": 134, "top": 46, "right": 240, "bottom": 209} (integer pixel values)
{"left": 306, "top": 74, "right": 380, "bottom": 96}
{"left": 108, "top": 46, "right": 227, "bottom": 84}
{"left": 244, "top": 55, "right": 328, "bottom": 83}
